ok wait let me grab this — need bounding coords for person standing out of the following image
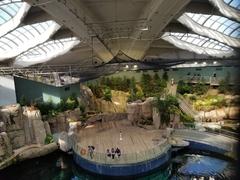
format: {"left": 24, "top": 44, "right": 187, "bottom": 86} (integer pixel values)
{"left": 119, "top": 130, "right": 122, "bottom": 141}
{"left": 111, "top": 148, "right": 115, "bottom": 159}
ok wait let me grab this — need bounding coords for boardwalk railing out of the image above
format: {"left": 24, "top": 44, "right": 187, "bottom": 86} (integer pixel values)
{"left": 73, "top": 139, "right": 171, "bottom": 165}
{"left": 177, "top": 93, "right": 198, "bottom": 119}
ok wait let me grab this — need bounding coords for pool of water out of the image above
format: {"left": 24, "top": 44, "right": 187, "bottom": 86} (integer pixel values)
{"left": 0, "top": 150, "right": 236, "bottom": 180}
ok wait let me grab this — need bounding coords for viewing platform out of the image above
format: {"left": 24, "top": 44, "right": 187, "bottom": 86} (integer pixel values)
{"left": 72, "top": 120, "right": 171, "bottom": 176}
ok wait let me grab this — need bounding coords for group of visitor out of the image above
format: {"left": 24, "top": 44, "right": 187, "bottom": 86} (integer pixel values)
{"left": 88, "top": 145, "right": 95, "bottom": 159}
{"left": 106, "top": 147, "right": 121, "bottom": 159}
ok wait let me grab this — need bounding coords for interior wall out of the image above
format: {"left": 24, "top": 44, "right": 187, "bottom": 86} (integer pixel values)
{"left": 0, "top": 76, "right": 17, "bottom": 106}
{"left": 14, "top": 76, "right": 80, "bottom": 104}
{"left": 88, "top": 66, "right": 240, "bottom": 84}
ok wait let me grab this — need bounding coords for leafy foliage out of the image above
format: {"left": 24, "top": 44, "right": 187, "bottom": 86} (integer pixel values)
{"left": 87, "top": 83, "right": 103, "bottom": 98}
{"left": 180, "top": 113, "right": 195, "bottom": 128}
{"left": 127, "top": 77, "right": 138, "bottom": 102}
{"left": 162, "top": 71, "right": 169, "bottom": 81}
{"left": 140, "top": 73, "right": 167, "bottom": 97}
{"left": 36, "top": 93, "right": 79, "bottom": 117}
{"left": 193, "top": 95, "right": 226, "bottom": 111}
{"left": 100, "top": 76, "right": 130, "bottom": 92}
{"left": 177, "top": 80, "right": 208, "bottom": 95}
{"left": 103, "top": 86, "right": 112, "bottom": 101}
{"left": 44, "top": 134, "right": 54, "bottom": 144}
{"left": 153, "top": 95, "right": 180, "bottom": 126}
{"left": 65, "top": 93, "right": 79, "bottom": 110}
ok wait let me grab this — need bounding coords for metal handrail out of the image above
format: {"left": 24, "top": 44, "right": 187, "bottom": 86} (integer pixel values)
{"left": 73, "top": 139, "right": 171, "bottom": 165}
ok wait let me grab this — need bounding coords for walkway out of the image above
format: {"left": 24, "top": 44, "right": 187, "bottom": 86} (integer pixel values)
{"left": 172, "top": 129, "right": 238, "bottom": 153}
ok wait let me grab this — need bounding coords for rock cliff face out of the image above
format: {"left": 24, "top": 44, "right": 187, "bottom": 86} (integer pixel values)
{"left": 80, "top": 85, "right": 129, "bottom": 113}
{"left": 0, "top": 104, "right": 25, "bottom": 149}
{"left": 47, "top": 108, "right": 81, "bottom": 134}
{"left": 0, "top": 104, "right": 50, "bottom": 162}
{"left": 127, "top": 98, "right": 154, "bottom": 126}
{"left": 23, "top": 108, "right": 47, "bottom": 145}
{"left": 93, "top": 90, "right": 129, "bottom": 113}
{"left": 0, "top": 132, "right": 12, "bottom": 162}
{"left": 126, "top": 98, "right": 181, "bottom": 129}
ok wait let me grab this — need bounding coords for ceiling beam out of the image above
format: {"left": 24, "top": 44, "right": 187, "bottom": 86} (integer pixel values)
{"left": 24, "top": 0, "right": 114, "bottom": 62}
{"left": 23, "top": 11, "right": 52, "bottom": 25}
{"left": 124, "top": 0, "right": 191, "bottom": 60}
{"left": 185, "top": 1, "right": 221, "bottom": 15}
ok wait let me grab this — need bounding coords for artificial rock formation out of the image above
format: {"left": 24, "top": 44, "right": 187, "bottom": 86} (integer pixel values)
{"left": 87, "top": 113, "right": 127, "bottom": 124}
{"left": 152, "top": 107, "right": 161, "bottom": 129}
{"left": 80, "top": 85, "right": 129, "bottom": 113}
{"left": 141, "top": 97, "right": 154, "bottom": 119}
{"left": 0, "top": 104, "right": 25, "bottom": 149}
{"left": 22, "top": 107, "right": 47, "bottom": 145}
{"left": 0, "top": 132, "right": 13, "bottom": 161}
{"left": 126, "top": 101, "right": 142, "bottom": 125}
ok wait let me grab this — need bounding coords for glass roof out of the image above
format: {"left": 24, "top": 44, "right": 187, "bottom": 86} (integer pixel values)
{"left": 185, "top": 13, "right": 240, "bottom": 38}
{"left": 14, "top": 37, "right": 80, "bottom": 67}
{"left": 0, "top": 0, "right": 30, "bottom": 37}
{"left": 162, "top": 32, "right": 234, "bottom": 57}
{"left": 223, "top": 0, "right": 240, "bottom": 10}
{"left": 0, "top": 20, "right": 61, "bottom": 61}
{"left": 168, "top": 32, "right": 232, "bottom": 51}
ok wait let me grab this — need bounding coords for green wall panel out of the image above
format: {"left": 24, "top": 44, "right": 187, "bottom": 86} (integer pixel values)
{"left": 14, "top": 76, "right": 80, "bottom": 104}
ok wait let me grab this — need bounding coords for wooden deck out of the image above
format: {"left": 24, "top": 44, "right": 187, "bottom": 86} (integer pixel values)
{"left": 76, "top": 120, "right": 166, "bottom": 155}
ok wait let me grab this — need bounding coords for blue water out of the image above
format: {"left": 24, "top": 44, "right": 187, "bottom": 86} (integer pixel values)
{"left": 0, "top": 150, "right": 236, "bottom": 180}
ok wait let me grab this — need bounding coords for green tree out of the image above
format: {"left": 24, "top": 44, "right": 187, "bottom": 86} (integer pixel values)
{"left": 162, "top": 71, "right": 169, "bottom": 81}
{"left": 153, "top": 95, "right": 180, "bottom": 126}
{"left": 140, "top": 73, "right": 152, "bottom": 97}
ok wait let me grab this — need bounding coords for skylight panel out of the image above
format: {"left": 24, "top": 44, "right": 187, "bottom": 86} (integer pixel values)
{"left": 14, "top": 37, "right": 80, "bottom": 67}
{"left": 162, "top": 32, "right": 234, "bottom": 58}
{"left": 0, "top": 20, "right": 60, "bottom": 61}
{"left": 0, "top": 0, "right": 30, "bottom": 37}
{"left": 183, "top": 13, "right": 240, "bottom": 39}
{"left": 230, "top": 29, "right": 240, "bottom": 37}
{"left": 209, "top": 0, "right": 240, "bottom": 21}
{"left": 229, "top": 0, "right": 240, "bottom": 10}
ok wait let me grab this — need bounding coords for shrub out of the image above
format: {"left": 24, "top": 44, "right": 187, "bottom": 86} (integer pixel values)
{"left": 162, "top": 71, "right": 169, "bottom": 81}
{"left": 180, "top": 113, "right": 195, "bottom": 128}
{"left": 177, "top": 80, "right": 192, "bottom": 94}
{"left": 193, "top": 83, "right": 208, "bottom": 95}
{"left": 79, "top": 103, "right": 86, "bottom": 113}
{"left": 103, "top": 86, "right": 112, "bottom": 101}
{"left": 153, "top": 95, "right": 180, "bottom": 126}
{"left": 44, "top": 134, "right": 54, "bottom": 144}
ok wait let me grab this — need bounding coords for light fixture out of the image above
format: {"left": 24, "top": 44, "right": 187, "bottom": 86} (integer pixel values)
{"left": 125, "top": 65, "right": 129, "bottom": 68}
{"left": 194, "top": 62, "right": 198, "bottom": 65}
{"left": 140, "top": 26, "right": 149, "bottom": 31}
{"left": 213, "top": 61, "right": 217, "bottom": 64}
{"left": 203, "top": 62, "right": 206, "bottom": 65}
{"left": 133, "top": 65, "right": 138, "bottom": 69}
